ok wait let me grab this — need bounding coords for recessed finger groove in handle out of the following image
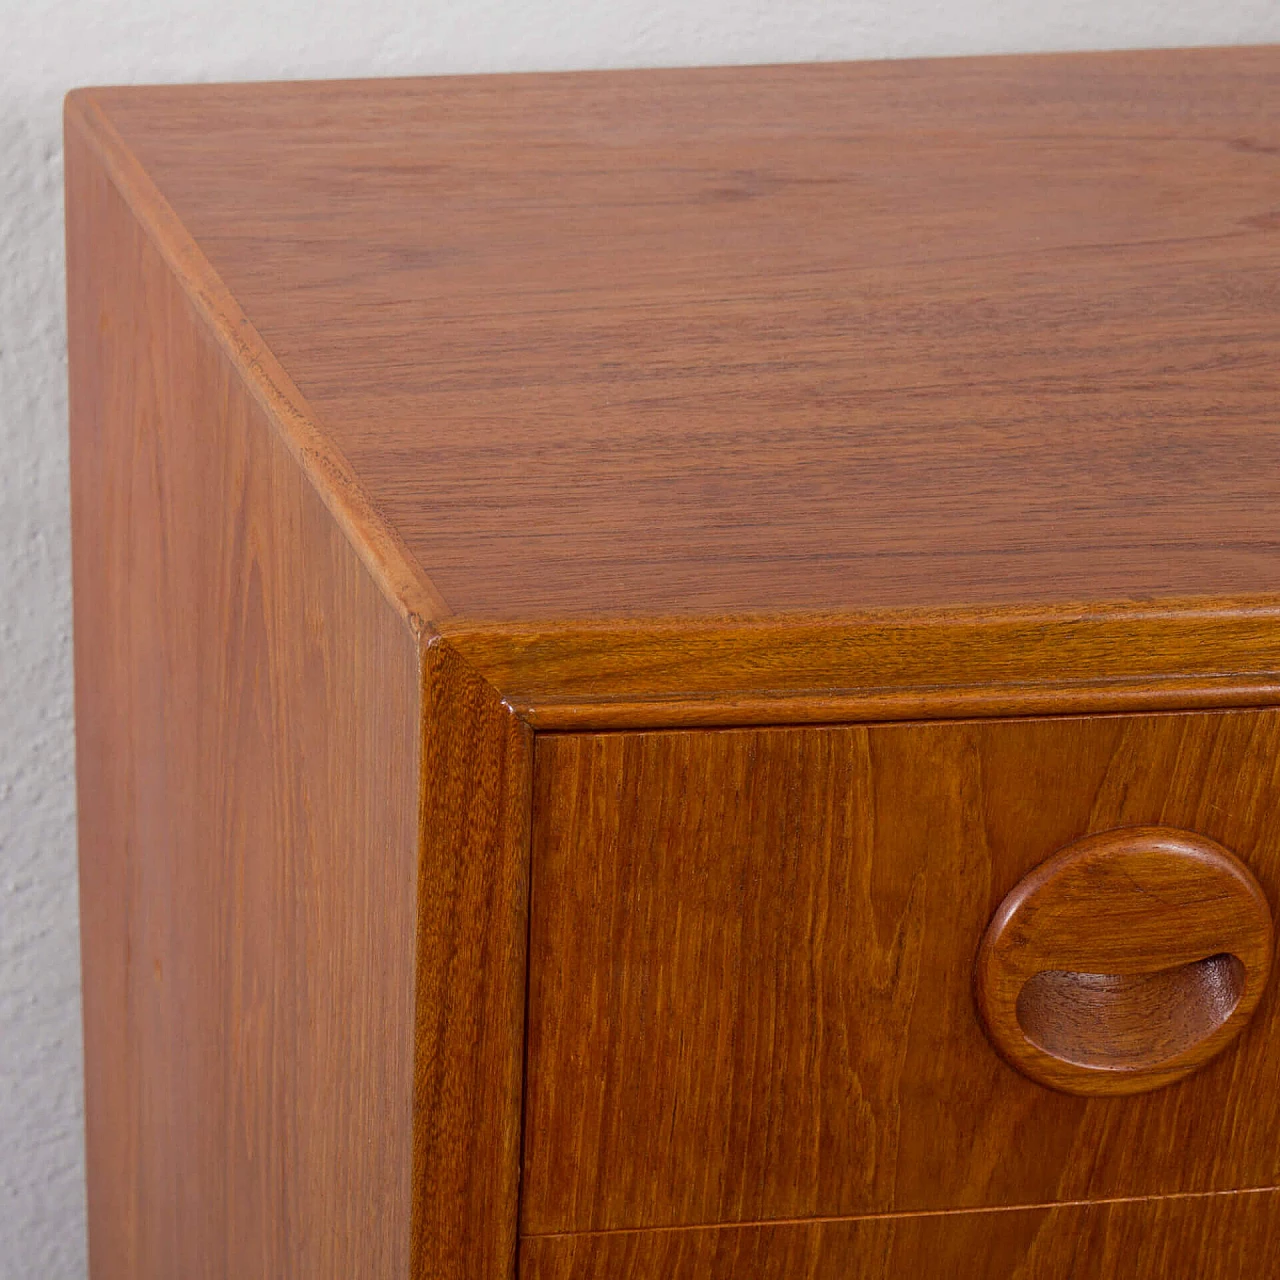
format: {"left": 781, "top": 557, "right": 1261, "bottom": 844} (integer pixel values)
{"left": 975, "top": 827, "right": 1274, "bottom": 1096}
{"left": 1015, "top": 952, "right": 1244, "bottom": 1070}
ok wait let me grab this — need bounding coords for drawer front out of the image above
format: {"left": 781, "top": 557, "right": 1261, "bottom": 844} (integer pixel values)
{"left": 523, "top": 710, "right": 1280, "bottom": 1236}
{"left": 514, "top": 1187, "right": 1280, "bottom": 1280}
{"left": 520, "top": 1188, "right": 1280, "bottom": 1280}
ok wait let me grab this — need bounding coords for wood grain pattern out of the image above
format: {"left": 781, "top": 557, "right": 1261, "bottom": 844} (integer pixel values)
{"left": 81, "top": 47, "right": 1280, "bottom": 626}
{"left": 64, "top": 90, "right": 447, "bottom": 632}
{"left": 519, "top": 1188, "right": 1280, "bottom": 1280}
{"left": 412, "top": 641, "right": 532, "bottom": 1280}
{"left": 524, "top": 712, "right": 1280, "bottom": 1235}
{"left": 69, "top": 50, "right": 1280, "bottom": 729}
{"left": 976, "top": 827, "right": 1273, "bottom": 1095}
{"left": 67, "top": 48, "right": 1280, "bottom": 1279}
{"left": 440, "top": 601, "right": 1280, "bottom": 729}
{"left": 67, "top": 119, "right": 420, "bottom": 1278}
{"left": 68, "top": 98, "right": 532, "bottom": 1280}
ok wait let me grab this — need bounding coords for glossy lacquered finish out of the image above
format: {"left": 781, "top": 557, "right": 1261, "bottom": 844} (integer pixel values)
{"left": 66, "top": 44, "right": 1280, "bottom": 1280}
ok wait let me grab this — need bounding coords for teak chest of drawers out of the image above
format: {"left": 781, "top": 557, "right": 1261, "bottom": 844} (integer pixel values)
{"left": 67, "top": 45, "right": 1280, "bottom": 1280}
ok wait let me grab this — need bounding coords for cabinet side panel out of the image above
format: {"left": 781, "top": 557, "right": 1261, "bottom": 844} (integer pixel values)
{"left": 519, "top": 1188, "right": 1280, "bottom": 1280}
{"left": 413, "top": 641, "right": 532, "bottom": 1280}
{"left": 67, "top": 119, "right": 419, "bottom": 1278}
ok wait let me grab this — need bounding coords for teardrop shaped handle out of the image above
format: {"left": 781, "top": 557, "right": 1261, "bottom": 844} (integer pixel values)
{"left": 975, "top": 827, "right": 1274, "bottom": 1096}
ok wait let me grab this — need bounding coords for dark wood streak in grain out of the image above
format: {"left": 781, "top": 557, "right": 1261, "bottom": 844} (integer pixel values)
{"left": 519, "top": 1187, "right": 1280, "bottom": 1280}
{"left": 524, "top": 712, "right": 1280, "bottom": 1236}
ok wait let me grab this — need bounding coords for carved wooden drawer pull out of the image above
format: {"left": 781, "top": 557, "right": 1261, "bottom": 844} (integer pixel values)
{"left": 975, "top": 827, "right": 1274, "bottom": 1096}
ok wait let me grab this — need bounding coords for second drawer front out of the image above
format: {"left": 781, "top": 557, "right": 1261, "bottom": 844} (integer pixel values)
{"left": 523, "top": 710, "right": 1280, "bottom": 1235}
{"left": 519, "top": 1187, "right": 1280, "bottom": 1280}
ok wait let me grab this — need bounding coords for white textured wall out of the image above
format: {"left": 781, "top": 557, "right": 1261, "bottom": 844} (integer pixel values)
{"left": 3, "top": 1, "right": 1280, "bottom": 1274}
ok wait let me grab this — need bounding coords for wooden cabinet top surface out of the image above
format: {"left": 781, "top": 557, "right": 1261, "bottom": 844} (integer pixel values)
{"left": 67, "top": 46, "right": 1280, "bottom": 728}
